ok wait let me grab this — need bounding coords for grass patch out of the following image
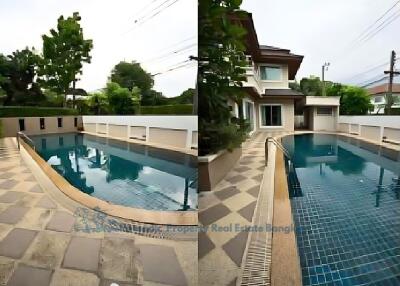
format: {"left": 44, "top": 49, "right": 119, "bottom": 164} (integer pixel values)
{"left": 0, "top": 106, "right": 79, "bottom": 117}
{"left": 140, "top": 104, "right": 193, "bottom": 115}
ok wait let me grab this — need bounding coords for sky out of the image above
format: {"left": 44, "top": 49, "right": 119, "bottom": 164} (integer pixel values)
{"left": 241, "top": 0, "right": 400, "bottom": 87}
{"left": 0, "top": 0, "right": 197, "bottom": 97}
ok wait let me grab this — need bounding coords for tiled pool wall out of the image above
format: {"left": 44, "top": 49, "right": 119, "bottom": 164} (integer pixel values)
{"left": 283, "top": 134, "right": 400, "bottom": 286}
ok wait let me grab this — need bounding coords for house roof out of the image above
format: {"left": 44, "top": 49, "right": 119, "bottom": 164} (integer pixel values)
{"left": 264, "top": 89, "right": 304, "bottom": 97}
{"left": 231, "top": 12, "right": 303, "bottom": 80}
{"left": 367, "top": 83, "right": 400, "bottom": 95}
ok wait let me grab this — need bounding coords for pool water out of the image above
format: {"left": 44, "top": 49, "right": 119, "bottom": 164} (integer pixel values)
{"left": 282, "top": 134, "right": 400, "bottom": 286}
{"left": 31, "top": 133, "right": 197, "bottom": 211}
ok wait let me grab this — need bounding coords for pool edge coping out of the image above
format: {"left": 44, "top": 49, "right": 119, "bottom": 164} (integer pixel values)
{"left": 19, "top": 139, "right": 198, "bottom": 226}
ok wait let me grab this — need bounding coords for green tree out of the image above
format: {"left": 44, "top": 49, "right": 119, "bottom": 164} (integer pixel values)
{"left": 88, "top": 92, "right": 108, "bottom": 115}
{"left": 169, "top": 88, "right": 194, "bottom": 104}
{"left": 105, "top": 82, "right": 140, "bottom": 115}
{"left": 110, "top": 61, "right": 154, "bottom": 105}
{"left": 340, "top": 86, "right": 373, "bottom": 115}
{"left": 39, "top": 12, "right": 93, "bottom": 106}
{"left": 0, "top": 48, "right": 44, "bottom": 106}
{"left": 198, "top": 0, "right": 248, "bottom": 155}
{"left": 299, "top": 77, "right": 322, "bottom": 96}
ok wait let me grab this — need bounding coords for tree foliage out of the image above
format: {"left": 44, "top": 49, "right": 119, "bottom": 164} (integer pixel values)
{"left": 198, "top": 0, "right": 248, "bottom": 155}
{"left": 339, "top": 86, "right": 373, "bottom": 115}
{"left": 39, "top": 12, "right": 92, "bottom": 104}
{"left": 104, "top": 82, "right": 140, "bottom": 115}
{"left": 110, "top": 61, "right": 154, "bottom": 105}
{"left": 0, "top": 48, "right": 45, "bottom": 105}
{"left": 299, "top": 77, "right": 323, "bottom": 96}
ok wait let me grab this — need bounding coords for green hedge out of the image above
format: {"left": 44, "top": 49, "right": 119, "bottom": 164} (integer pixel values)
{"left": 140, "top": 104, "right": 194, "bottom": 115}
{"left": 0, "top": 106, "right": 79, "bottom": 118}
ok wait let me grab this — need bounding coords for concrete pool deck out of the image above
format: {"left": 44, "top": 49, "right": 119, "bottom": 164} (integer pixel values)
{"left": 0, "top": 137, "right": 197, "bottom": 286}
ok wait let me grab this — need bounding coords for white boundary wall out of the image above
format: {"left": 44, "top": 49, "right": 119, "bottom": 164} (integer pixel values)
{"left": 82, "top": 115, "right": 198, "bottom": 150}
{"left": 338, "top": 116, "right": 400, "bottom": 143}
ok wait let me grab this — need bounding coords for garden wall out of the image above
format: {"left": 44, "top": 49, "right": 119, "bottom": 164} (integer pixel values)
{"left": 338, "top": 116, "right": 400, "bottom": 144}
{"left": 0, "top": 116, "right": 82, "bottom": 137}
{"left": 82, "top": 115, "right": 197, "bottom": 151}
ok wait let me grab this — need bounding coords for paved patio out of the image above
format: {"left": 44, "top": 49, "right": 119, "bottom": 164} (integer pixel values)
{"left": 198, "top": 132, "right": 286, "bottom": 286}
{"left": 0, "top": 138, "right": 197, "bottom": 286}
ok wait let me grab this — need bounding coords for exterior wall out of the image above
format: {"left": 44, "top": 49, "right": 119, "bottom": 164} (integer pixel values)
{"left": 148, "top": 127, "right": 188, "bottom": 149}
{"left": 309, "top": 106, "right": 339, "bottom": 132}
{"left": 305, "top": 96, "right": 341, "bottom": 106}
{"left": 257, "top": 63, "right": 289, "bottom": 90}
{"left": 360, "top": 125, "right": 381, "bottom": 142}
{"left": 384, "top": 127, "right": 400, "bottom": 141}
{"left": 82, "top": 115, "right": 197, "bottom": 150}
{"left": 0, "top": 116, "right": 81, "bottom": 137}
{"left": 338, "top": 116, "right": 400, "bottom": 143}
{"left": 108, "top": 124, "right": 127, "bottom": 139}
{"left": 255, "top": 98, "right": 295, "bottom": 132}
{"left": 243, "top": 63, "right": 290, "bottom": 93}
{"left": 129, "top": 126, "right": 146, "bottom": 140}
{"left": 83, "top": 123, "right": 96, "bottom": 133}
{"left": 338, "top": 123, "right": 349, "bottom": 133}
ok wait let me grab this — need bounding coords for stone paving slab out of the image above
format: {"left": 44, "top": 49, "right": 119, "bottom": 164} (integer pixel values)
{"left": 7, "top": 264, "right": 53, "bottom": 286}
{"left": 0, "top": 228, "right": 38, "bottom": 259}
{"left": 50, "top": 269, "right": 100, "bottom": 286}
{"left": 99, "top": 237, "right": 140, "bottom": 283}
{"left": 0, "top": 206, "right": 29, "bottom": 224}
{"left": 63, "top": 236, "right": 101, "bottom": 273}
{"left": 24, "top": 231, "right": 70, "bottom": 269}
{"left": 46, "top": 211, "right": 76, "bottom": 233}
{"left": 139, "top": 244, "right": 187, "bottom": 286}
{"left": 0, "top": 191, "right": 23, "bottom": 203}
{"left": 36, "top": 196, "right": 57, "bottom": 209}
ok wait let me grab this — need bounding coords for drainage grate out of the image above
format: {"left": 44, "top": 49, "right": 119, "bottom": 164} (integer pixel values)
{"left": 239, "top": 144, "right": 275, "bottom": 286}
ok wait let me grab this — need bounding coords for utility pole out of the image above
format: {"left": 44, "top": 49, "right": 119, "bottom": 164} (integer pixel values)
{"left": 384, "top": 50, "right": 400, "bottom": 114}
{"left": 322, "top": 62, "right": 330, "bottom": 96}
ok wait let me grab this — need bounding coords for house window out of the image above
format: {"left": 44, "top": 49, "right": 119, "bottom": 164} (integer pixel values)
{"left": 74, "top": 117, "right": 78, "bottom": 127}
{"left": 57, "top": 118, "right": 63, "bottom": 128}
{"left": 40, "top": 118, "right": 45, "bottom": 130}
{"left": 374, "top": 96, "right": 384, "bottom": 103}
{"left": 260, "top": 66, "right": 282, "bottom": 81}
{"left": 260, "top": 105, "right": 282, "bottom": 127}
{"left": 317, "top": 107, "right": 332, "bottom": 115}
{"left": 19, "top": 119, "right": 25, "bottom": 131}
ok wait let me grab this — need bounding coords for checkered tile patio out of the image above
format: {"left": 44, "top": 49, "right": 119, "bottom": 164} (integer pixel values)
{"left": 199, "top": 132, "right": 286, "bottom": 285}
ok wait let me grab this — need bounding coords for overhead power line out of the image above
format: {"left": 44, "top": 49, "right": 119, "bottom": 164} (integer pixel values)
{"left": 151, "top": 59, "right": 196, "bottom": 76}
{"left": 360, "top": 76, "right": 389, "bottom": 87}
{"left": 359, "top": 10, "right": 400, "bottom": 44}
{"left": 131, "top": 0, "right": 181, "bottom": 31}
{"left": 141, "top": 43, "right": 196, "bottom": 64}
{"left": 353, "top": 0, "right": 400, "bottom": 44}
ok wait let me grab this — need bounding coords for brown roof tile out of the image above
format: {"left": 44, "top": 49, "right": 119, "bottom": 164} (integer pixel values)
{"left": 367, "top": 83, "right": 400, "bottom": 95}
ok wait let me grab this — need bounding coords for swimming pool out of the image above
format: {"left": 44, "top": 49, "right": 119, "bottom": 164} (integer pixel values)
{"left": 31, "top": 133, "right": 197, "bottom": 211}
{"left": 282, "top": 134, "right": 400, "bottom": 286}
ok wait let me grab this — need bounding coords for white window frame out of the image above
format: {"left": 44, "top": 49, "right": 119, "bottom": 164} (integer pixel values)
{"left": 243, "top": 98, "right": 256, "bottom": 134}
{"left": 259, "top": 64, "right": 283, "bottom": 82}
{"left": 259, "top": 103, "right": 284, "bottom": 129}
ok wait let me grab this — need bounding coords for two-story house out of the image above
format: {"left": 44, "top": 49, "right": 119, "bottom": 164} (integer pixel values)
{"left": 367, "top": 83, "right": 400, "bottom": 114}
{"left": 230, "top": 12, "right": 340, "bottom": 133}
